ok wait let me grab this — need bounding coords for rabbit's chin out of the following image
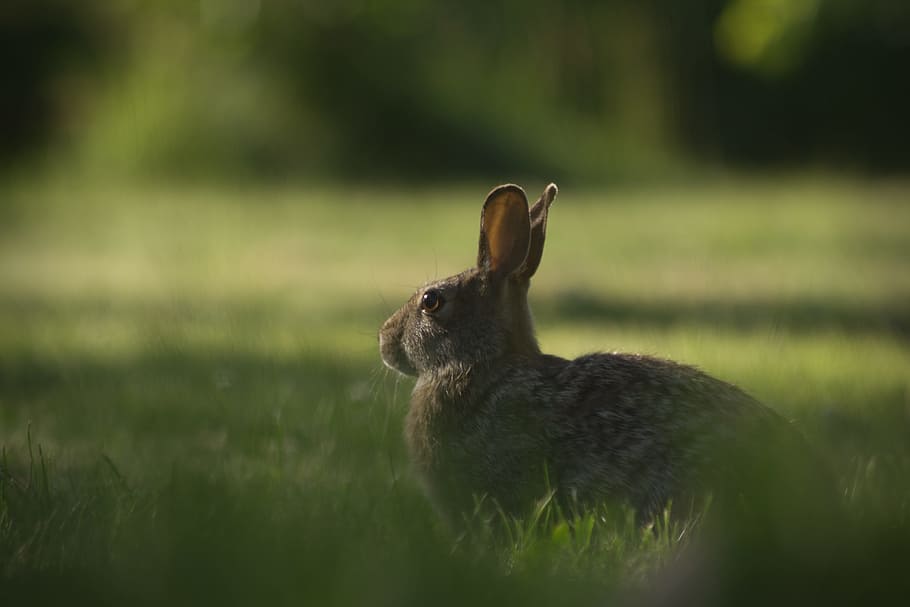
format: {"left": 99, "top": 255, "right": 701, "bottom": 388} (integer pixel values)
{"left": 381, "top": 357, "right": 417, "bottom": 377}
{"left": 379, "top": 335, "right": 418, "bottom": 377}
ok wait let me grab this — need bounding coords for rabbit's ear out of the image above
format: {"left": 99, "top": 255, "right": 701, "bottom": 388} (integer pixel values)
{"left": 477, "top": 184, "right": 531, "bottom": 278}
{"left": 516, "top": 183, "right": 558, "bottom": 281}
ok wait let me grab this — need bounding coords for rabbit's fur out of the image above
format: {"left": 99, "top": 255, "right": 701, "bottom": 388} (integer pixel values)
{"left": 380, "top": 183, "right": 794, "bottom": 523}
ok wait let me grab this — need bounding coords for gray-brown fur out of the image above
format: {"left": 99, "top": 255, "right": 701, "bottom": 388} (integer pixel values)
{"left": 380, "top": 183, "right": 793, "bottom": 524}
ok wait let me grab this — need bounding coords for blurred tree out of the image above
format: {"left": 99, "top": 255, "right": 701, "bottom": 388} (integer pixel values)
{"left": 658, "top": 0, "right": 910, "bottom": 170}
{"left": 1, "top": 0, "right": 908, "bottom": 179}
{"left": 0, "top": 1, "right": 118, "bottom": 167}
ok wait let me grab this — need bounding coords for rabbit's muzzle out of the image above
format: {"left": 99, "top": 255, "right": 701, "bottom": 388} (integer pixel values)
{"left": 379, "top": 310, "right": 417, "bottom": 376}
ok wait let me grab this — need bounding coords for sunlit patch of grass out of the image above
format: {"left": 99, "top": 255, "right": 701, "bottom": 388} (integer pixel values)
{"left": 540, "top": 324, "right": 910, "bottom": 413}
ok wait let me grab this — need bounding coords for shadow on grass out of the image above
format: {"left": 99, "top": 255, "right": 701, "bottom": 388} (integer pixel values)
{"left": 1, "top": 456, "right": 607, "bottom": 607}
{"left": 3, "top": 289, "right": 908, "bottom": 347}
{"left": 0, "top": 347, "right": 413, "bottom": 486}
{"left": 533, "top": 291, "right": 910, "bottom": 337}
{"left": 1, "top": 416, "right": 908, "bottom": 607}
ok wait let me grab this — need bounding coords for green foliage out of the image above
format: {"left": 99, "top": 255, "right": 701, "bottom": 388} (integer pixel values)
{"left": 5, "top": 0, "right": 909, "bottom": 177}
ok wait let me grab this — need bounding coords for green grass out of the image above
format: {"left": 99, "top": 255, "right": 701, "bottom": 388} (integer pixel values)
{"left": 1, "top": 177, "right": 909, "bottom": 604}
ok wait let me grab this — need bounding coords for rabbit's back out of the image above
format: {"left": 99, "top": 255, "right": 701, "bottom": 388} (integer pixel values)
{"left": 543, "top": 352, "right": 781, "bottom": 517}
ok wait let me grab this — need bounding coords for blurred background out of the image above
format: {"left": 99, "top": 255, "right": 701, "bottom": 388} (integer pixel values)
{"left": 3, "top": 0, "right": 909, "bottom": 182}
{"left": 2, "top": 1, "right": 910, "bottom": 604}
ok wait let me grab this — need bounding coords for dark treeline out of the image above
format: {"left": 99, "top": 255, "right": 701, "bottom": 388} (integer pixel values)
{"left": 2, "top": 0, "right": 909, "bottom": 180}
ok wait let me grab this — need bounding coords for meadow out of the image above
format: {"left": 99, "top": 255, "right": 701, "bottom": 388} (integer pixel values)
{"left": 1, "top": 177, "right": 909, "bottom": 604}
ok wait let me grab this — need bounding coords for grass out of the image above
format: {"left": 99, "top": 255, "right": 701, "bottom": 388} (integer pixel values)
{"left": 1, "top": 176, "right": 909, "bottom": 604}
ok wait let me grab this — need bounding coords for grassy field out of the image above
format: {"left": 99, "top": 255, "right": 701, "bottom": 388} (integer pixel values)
{"left": 1, "top": 177, "right": 909, "bottom": 604}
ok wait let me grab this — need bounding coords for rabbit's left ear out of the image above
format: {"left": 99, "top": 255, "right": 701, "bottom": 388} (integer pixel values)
{"left": 516, "top": 183, "right": 557, "bottom": 282}
{"left": 477, "top": 184, "right": 531, "bottom": 279}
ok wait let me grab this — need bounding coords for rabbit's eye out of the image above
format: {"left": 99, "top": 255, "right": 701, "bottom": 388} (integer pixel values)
{"left": 421, "top": 290, "right": 443, "bottom": 313}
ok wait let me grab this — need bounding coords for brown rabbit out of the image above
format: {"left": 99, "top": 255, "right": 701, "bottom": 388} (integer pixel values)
{"left": 379, "top": 183, "right": 799, "bottom": 524}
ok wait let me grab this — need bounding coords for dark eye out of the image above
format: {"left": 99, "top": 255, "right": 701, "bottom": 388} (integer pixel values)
{"left": 421, "top": 289, "right": 443, "bottom": 313}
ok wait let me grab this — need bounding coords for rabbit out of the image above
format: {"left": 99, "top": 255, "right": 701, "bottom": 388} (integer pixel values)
{"left": 379, "top": 183, "right": 806, "bottom": 525}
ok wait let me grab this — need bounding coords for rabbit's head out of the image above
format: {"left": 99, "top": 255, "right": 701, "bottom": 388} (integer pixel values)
{"left": 380, "top": 183, "right": 558, "bottom": 377}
